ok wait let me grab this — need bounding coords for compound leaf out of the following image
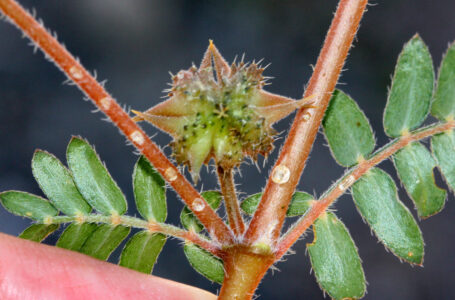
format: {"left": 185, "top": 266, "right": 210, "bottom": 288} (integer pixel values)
{"left": 323, "top": 89, "right": 375, "bottom": 166}
{"left": 133, "top": 156, "right": 166, "bottom": 222}
{"left": 119, "top": 231, "right": 166, "bottom": 274}
{"left": 351, "top": 168, "right": 424, "bottom": 264}
{"left": 308, "top": 212, "right": 365, "bottom": 300}
{"left": 67, "top": 137, "right": 127, "bottom": 215}
{"left": 383, "top": 35, "right": 434, "bottom": 137}
{"left": 32, "top": 150, "right": 91, "bottom": 216}
{"left": 393, "top": 142, "right": 446, "bottom": 218}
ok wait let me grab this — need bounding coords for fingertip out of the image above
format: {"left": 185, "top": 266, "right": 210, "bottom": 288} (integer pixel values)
{"left": 0, "top": 233, "right": 217, "bottom": 300}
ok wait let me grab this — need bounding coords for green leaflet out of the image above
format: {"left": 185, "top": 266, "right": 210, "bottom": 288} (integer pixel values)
{"left": 393, "top": 142, "right": 446, "bottom": 218}
{"left": 67, "top": 137, "right": 127, "bottom": 215}
{"left": 383, "top": 35, "right": 434, "bottom": 137}
{"left": 287, "top": 191, "right": 314, "bottom": 217}
{"left": 323, "top": 89, "right": 375, "bottom": 166}
{"left": 240, "top": 191, "right": 313, "bottom": 217}
{"left": 180, "top": 191, "right": 222, "bottom": 232}
{"left": 183, "top": 243, "right": 224, "bottom": 284}
{"left": 80, "top": 224, "right": 130, "bottom": 260}
{"left": 431, "top": 42, "right": 455, "bottom": 120}
{"left": 431, "top": 130, "right": 455, "bottom": 191}
{"left": 240, "top": 193, "right": 262, "bottom": 215}
{"left": 119, "top": 231, "right": 166, "bottom": 274}
{"left": 32, "top": 150, "right": 91, "bottom": 216}
{"left": 0, "top": 191, "right": 58, "bottom": 221}
{"left": 133, "top": 156, "right": 166, "bottom": 222}
{"left": 56, "top": 223, "right": 99, "bottom": 251}
{"left": 307, "top": 212, "right": 365, "bottom": 300}
{"left": 351, "top": 168, "right": 424, "bottom": 264}
{"left": 19, "top": 224, "right": 59, "bottom": 242}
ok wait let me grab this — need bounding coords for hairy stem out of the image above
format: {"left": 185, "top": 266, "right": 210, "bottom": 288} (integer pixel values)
{"left": 217, "top": 166, "right": 245, "bottom": 236}
{"left": 47, "top": 214, "right": 222, "bottom": 256}
{"left": 218, "top": 246, "right": 275, "bottom": 300}
{"left": 0, "top": 0, "right": 233, "bottom": 244}
{"left": 275, "top": 120, "right": 455, "bottom": 258}
{"left": 245, "top": 0, "right": 369, "bottom": 245}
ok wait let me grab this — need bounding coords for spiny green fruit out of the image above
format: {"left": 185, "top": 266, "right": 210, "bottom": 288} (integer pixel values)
{"left": 133, "top": 41, "right": 312, "bottom": 182}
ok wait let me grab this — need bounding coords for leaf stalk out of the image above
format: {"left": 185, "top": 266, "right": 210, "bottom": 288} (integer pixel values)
{"left": 49, "top": 214, "right": 222, "bottom": 256}
{"left": 276, "top": 120, "right": 455, "bottom": 259}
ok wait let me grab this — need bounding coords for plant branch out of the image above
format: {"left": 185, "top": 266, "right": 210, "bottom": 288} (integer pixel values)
{"left": 0, "top": 0, "right": 233, "bottom": 244}
{"left": 244, "top": 0, "right": 369, "bottom": 245}
{"left": 217, "top": 166, "right": 245, "bottom": 236}
{"left": 48, "top": 214, "right": 222, "bottom": 256}
{"left": 275, "top": 120, "right": 455, "bottom": 258}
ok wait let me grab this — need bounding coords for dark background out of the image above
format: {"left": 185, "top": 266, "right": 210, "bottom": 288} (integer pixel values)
{"left": 1, "top": 1, "right": 455, "bottom": 299}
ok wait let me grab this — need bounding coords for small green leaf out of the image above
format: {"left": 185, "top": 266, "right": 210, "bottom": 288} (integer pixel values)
{"left": 431, "top": 130, "right": 455, "bottom": 191}
{"left": 56, "top": 223, "right": 99, "bottom": 251}
{"left": 240, "top": 193, "right": 262, "bottom": 215}
{"left": 183, "top": 243, "right": 224, "bottom": 284}
{"left": 393, "top": 142, "right": 446, "bottom": 218}
{"left": 307, "top": 212, "right": 365, "bottom": 300}
{"left": 19, "top": 224, "right": 59, "bottom": 242}
{"left": 286, "top": 192, "right": 314, "bottom": 217}
{"left": 323, "top": 89, "right": 375, "bottom": 166}
{"left": 133, "top": 156, "right": 166, "bottom": 222}
{"left": 431, "top": 42, "right": 455, "bottom": 120}
{"left": 32, "top": 150, "right": 91, "bottom": 216}
{"left": 67, "top": 137, "right": 127, "bottom": 215}
{"left": 383, "top": 35, "right": 434, "bottom": 137}
{"left": 240, "top": 191, "right": 313, "bottom": 217}
{"left": 0, "top": 191, "right": 58, "bottom": 221}
{"left": 119, "top": 231, "right": 166, "bottom": 274}
{"left": 180, "top": 191, "right": 222, "bottom": 232}
{"left": 351, "top": 168, "right": 424, "bottom": 264}
{"left": 80, "top": 224, "right": 130, "bottom": 260}
{"left": 200, "top": 191, "right": 223, "bottom": 208}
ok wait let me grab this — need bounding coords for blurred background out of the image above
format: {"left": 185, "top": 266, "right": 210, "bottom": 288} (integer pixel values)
{"left": 1, "top": 1, "right": 455, "bottom": 299}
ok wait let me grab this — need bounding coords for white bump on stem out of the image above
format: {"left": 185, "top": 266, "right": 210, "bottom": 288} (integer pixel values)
{"left": 191, "top": 198, "right": 205, "bottom": 212}
{"left": 338, "top": 175, "right": 355, "bottom": 191}
{"left": 302, "top": 111, "right": 311, "bottom": 121}
{"left": 69, "top": 66, "right": 83, "bottom": 80}
{"left": 272, "top": 164, "right": 291, "bottom": 184}
{"left": 130, "top": 130, "right": 145, "bottom": 145}
{"left": 165, "top": 167, "right": 178, "bottom": 182}
{"left": 100, "top": 97, "right": 112, "bottom": 110}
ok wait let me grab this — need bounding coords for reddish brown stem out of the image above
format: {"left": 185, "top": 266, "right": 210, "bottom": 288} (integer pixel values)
{"left": 0, "top": 0, "right": 233, "bottom": 244}
{"left": 217, "top": 166, "right": 245, "bottom": 236}
{"left": 244, "top": 0, "right": 369, "bottom": 245}
{"left": 275, "top": 121, "right": 455, "bottom": 259}
{"left": 218, "top": 246, "right": 275, "bottom": 300}
{"left": 147, "top": 222, "right": 223, "bottom": 257}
